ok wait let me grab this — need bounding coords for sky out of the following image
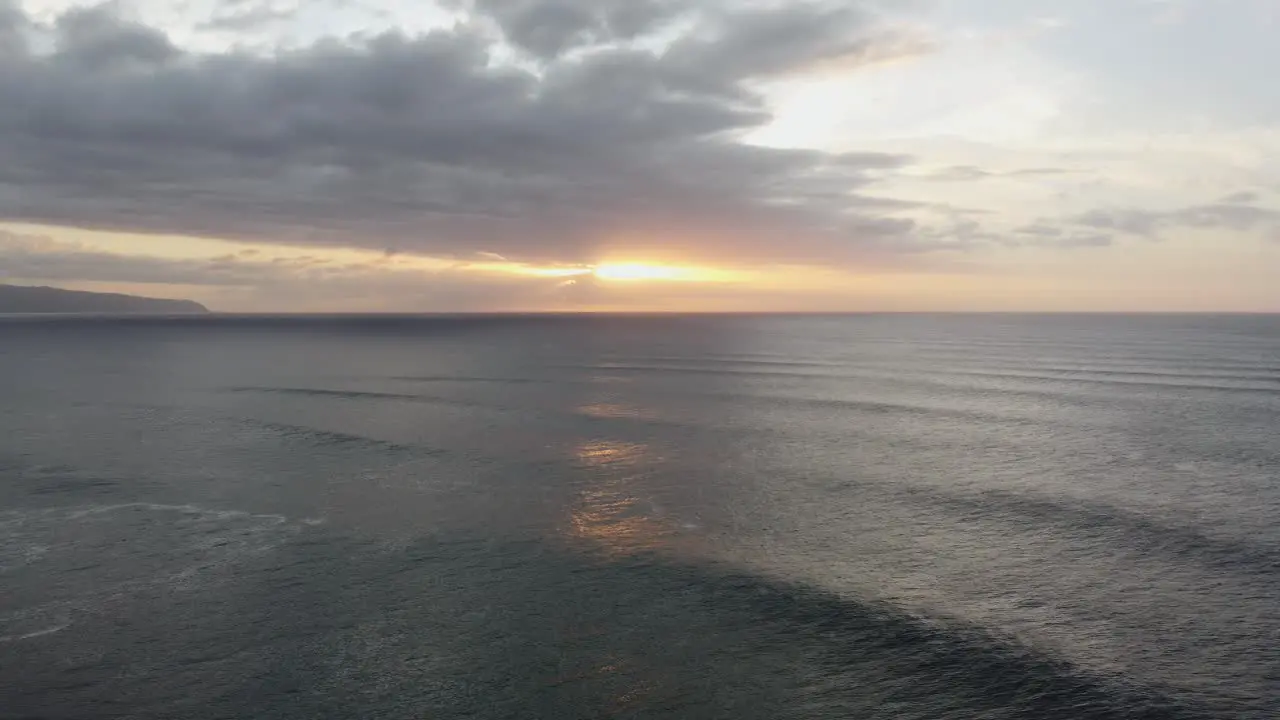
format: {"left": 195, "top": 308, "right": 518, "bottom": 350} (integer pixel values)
{"left": 1, "top": 0, "right": 1278, "bottom": 312}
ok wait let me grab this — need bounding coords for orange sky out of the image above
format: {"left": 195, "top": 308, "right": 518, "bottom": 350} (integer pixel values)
{"left": 2, "top": 0, "right": 1279, "bottom": 312}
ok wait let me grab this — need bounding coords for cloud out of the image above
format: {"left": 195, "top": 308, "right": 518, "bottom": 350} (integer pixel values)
{"left": 919, "top": 218, "right": 1112, "bottom": 251}
{"left": 658, "top": 2, "right": 928, "bottom": 82}
{"left": 1014, "top": 222, "right": 1063, "bottom": 238}
{"left": 1049, "top": 232, "right": 1112, "bottom": 248}
{"left": 1146, "top": 0, "right": 1188, "bottom": 26}
{"left": 200, "top": 2, "right": 301, "bottom": 32}
{"left": 0, "top": 228, "right": 589, "bottom": 311}
{"left": 0, "top": 229, "right": 305, "bottom": 286}
{"left": 1169, "top": 203, "right": 1280, "bottom": 232}
{"left": 4, "top": 227, "right": 886, "bottom": 312}
{"left": 459, "top": 0, "right": 687, "bottom": 59}
{"left": 0, "top": 0, "right": 932, "bottom": 267}
{"left": 53, "top": 4, "right": 181, "bottom": 68}
{"left": 1220, "top": 191, "right": 1260, "bottom": 205}
{"left": 918, "top": 165, "right": 1075, "bottom": 182}
{"left": 0, "top": 0, "right": 29, "bottom": 56}
{"left": 1007, "top": 167, "right": 1075, "bottom": 177}
{"left": 1068, "top": 198, "right": 1280, "bottom": 238}
{"left": 1069, "top": 208, "right": 1164, "bottom": 236}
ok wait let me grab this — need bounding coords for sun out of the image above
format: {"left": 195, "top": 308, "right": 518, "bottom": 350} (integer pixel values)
{"left": 591, "top": 263, "right": 687, "bottom": 282}
{"left": 499, "top": 260, "right": 743, "bottom": 284}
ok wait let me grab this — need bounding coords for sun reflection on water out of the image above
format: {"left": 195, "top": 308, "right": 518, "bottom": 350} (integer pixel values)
{"left": 565, "top": 440, "right": 681, "bottom": 556}
{"left": 575, "top": 403, "right": 660, "bottom": 421}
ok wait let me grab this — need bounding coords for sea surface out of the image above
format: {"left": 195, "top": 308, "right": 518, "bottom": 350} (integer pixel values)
{"left": 0, "top": 313, "right": 1277, "bottom": 719}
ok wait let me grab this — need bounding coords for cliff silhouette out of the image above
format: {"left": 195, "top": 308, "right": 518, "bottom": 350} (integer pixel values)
{"left": 0, "top": 284, "right": 209, "bottom": 314}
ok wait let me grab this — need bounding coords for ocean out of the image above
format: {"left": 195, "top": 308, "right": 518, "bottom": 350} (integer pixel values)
{"left": 1, "top": 313, "right": 1277, "bottom": 719}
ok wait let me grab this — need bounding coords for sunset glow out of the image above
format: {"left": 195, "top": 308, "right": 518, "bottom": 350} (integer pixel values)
{"left": 592, "top": 264, "right": 687, "bottom": 282}
{"left": 1, "top": 0, "right": 1277, "bottom": 312}
{"left": 593, "top": 263, "right": 748, "bottom": 284}
{"left": 497, "top": 262, "right": 732, "bottom": 283}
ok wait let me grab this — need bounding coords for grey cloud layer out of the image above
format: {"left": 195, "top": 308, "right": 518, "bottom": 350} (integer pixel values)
{"left": 0, "top": 229, "right": 342, "bottom": 286}
{"left": 1069, "top": 194, "right": 1280, "bottom": 240}
{"left": 0, "top": 0, "right": 942, "bottom": 265}
{"left": 458, "top": 0, "right": 688, "bottom": 59}
{"left": 200, "top": 3, "right": 301, "bottom": 32}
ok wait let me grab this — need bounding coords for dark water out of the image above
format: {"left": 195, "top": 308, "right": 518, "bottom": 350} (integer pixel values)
{"left": 1, "top": 314, "right": 1277, "bottom": 719}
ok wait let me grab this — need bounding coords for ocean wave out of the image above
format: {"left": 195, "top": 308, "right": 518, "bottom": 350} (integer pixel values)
{"left": 929, "top": 489, "right": 1280, "bottom": 579}
{"left": 224, "top": 386, "right": 420, "bottom": 401}
{"left": 247, "top": 420, "right": 431, "bottom": 456}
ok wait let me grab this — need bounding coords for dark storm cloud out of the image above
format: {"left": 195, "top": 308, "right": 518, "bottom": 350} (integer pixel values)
{"left": 0, "top": 0, "right": 934, "bottom": 266}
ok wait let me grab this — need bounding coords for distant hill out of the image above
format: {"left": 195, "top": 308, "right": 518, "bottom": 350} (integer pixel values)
{"left": 0, "top": 284, "right": 209, "bottom": 314}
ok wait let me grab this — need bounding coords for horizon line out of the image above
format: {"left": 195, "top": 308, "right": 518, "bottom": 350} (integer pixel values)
{"left": 4, "top": 310, "right": 1279, "bottom": 318}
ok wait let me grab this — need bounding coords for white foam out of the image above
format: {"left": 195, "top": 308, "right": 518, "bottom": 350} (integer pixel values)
{"left": 67, "top": 503, "right": 288, "bottom": 525}
{"left": 10, "top": 503, "right": 303, "bottom": 594}
{"left": 0, "top": 623, "right": 70, "bottom": 643}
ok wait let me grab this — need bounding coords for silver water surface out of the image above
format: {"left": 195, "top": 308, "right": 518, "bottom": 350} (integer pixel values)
{"left": 1, "top": 314, "right": 1277, "bottom": 718}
